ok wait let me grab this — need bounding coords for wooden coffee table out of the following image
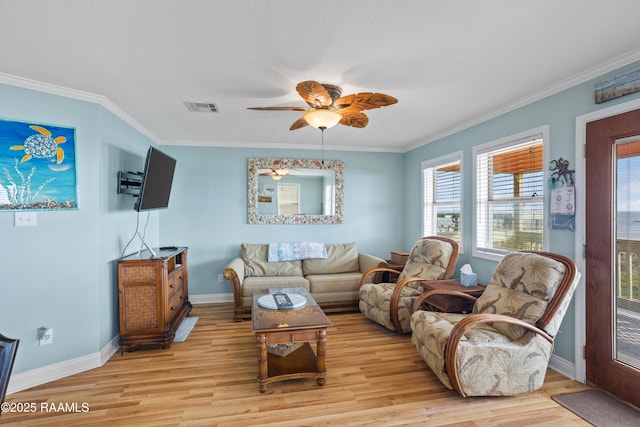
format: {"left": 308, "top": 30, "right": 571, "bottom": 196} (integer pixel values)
{"left": 251, "top": 288, "right": 332, "bottom": 392}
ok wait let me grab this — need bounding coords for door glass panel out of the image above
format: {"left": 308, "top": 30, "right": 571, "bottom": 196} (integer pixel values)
{"left": 614, "top": 137, "right": 640, "bottom": 370}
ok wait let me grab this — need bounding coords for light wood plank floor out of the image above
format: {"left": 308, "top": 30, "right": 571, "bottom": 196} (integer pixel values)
{"left": 2, "top": 303, "right": 592, "bottom": 426}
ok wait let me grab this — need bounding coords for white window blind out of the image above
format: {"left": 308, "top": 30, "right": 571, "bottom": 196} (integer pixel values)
{"left": 474, "top": 130, "right": 546, "bottom": 258}
{"left": 422, "top": 152, "right": 462, "bottom": 245}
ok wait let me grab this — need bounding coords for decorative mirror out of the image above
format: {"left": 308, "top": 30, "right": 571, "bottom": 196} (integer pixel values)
{"left": 248, "top": 158, "right": 344, "bottom": 224}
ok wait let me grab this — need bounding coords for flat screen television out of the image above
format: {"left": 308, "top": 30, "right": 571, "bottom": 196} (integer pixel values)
{"left": 134, "top": 146, "right": 176, "bottom": 212}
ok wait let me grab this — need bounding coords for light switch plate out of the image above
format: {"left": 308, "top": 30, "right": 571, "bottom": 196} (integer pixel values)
{"left": 15, "top": 211, "right": 37, "bottom": 227}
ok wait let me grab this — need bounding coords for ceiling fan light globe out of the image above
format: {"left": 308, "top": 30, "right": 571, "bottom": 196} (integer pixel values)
{"left": 303, "top": 109, "right": 341, "bottom": 129}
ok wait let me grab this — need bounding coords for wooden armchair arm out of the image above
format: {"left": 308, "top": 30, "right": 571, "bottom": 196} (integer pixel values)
{"left": 359, "top": 267, "right": 403, "bottom": 289}
{"left": 389, "top": 276, "right": 428, "bottom": 332}
{"left": 445, "top": 313, "right": 553, "bottom": 397}
{"left": 412, "top": 289, "right": 478, "bottom": 313}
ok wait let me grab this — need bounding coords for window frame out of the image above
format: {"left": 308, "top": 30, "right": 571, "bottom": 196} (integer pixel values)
{"left": 472, "top": 125, "right": 549, "bottom": 261}
{"left": 422, "top": 151, "right": 463, "bottom": 251}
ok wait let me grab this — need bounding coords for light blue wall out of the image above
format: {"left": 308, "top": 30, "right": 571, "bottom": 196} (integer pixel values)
{"left": 403, "top": 60, "right": 640, "bottom": 362}
{"left": 157, "top": 146, "right": 405, "bottom": 296}
{"left": 0, "top": 84, "right": 156, "bottom": 374}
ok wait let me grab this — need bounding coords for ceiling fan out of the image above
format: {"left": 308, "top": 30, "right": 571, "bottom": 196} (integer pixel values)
{"left": 247, "top": 81, "right": 398, "bottom": 131}
{"left": 259, "top": 167, "right": 290, "bottom": 180}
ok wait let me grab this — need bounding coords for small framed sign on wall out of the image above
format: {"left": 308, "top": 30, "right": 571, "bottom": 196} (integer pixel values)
{"left": 0, "top": 117, "right": 78, "bottom": 211}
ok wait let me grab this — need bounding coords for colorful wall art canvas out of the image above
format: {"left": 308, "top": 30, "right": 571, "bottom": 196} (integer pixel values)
{"left": 0, "top": 118, "right": 78, "bottom": 210}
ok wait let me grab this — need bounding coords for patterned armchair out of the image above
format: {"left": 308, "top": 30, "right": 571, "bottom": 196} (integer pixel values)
{"left": 410, "top": 251, "right": 580, "bottom": 397}
{"left": 359, "top": 236, "right": 459, "bottom": 333}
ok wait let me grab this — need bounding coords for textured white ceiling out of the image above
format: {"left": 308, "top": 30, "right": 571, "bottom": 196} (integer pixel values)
{"left": 1, "top": 0, "right": 640, "bottom": 152}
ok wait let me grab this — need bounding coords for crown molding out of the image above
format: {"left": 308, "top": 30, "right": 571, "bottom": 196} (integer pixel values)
{"left": 404, "top": 48, "right": 640, "bottom": 153}
{"left": 166, "top": 138, "right": 404, "bottom": 153}
{"left": 0, "top": 72, "right": 162, "bottom": 146}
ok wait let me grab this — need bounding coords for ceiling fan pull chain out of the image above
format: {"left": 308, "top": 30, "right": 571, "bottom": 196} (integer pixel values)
{"left": 321, "top": 127, "right": 326, "bottom": 168}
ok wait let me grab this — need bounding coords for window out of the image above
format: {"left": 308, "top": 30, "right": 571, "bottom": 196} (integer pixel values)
{"left": 422, "top": 152, "right": 462, "bottom": 245}
{"left": 277, "top": 184, "right": 300, "bottom": 214}
{"left": 473, "top": 126, "right": 548, "bottom": 260}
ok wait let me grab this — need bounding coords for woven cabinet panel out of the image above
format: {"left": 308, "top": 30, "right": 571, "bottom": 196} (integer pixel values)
{"left": 121, "top": 265, "right": 156, "bottom": 283}
{"left": 123, "top": 285, "right": 158, "bottom": 331}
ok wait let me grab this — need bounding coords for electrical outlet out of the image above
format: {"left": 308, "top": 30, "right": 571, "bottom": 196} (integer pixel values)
{"left": 38, "top": 327, "right": 53, "bottom": 345}
{"left": 218, "top": 273, "right": 224, "bottom": 283}
{"left": 15, "top": 211, "right": 37, "bottom": 227}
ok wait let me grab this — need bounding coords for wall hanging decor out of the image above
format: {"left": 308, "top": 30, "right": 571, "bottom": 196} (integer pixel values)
{"left": 594, "top": 67, "right": 640, "bottom": 104}
{"left": 548, "top": 157, "right": 575, "bottom": 230}
{"left": 0, "top": 118, "right": 78, "bottom": 211}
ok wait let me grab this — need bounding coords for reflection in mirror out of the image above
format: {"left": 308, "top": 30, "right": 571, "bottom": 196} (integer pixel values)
{"left": 248, "top": 158, "right": 344, "bottom": 224}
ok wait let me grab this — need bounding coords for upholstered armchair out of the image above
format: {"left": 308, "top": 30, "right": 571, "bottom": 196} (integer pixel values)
{"left": 410, "top": 251, "right": 579, "bottom": 397}
{"left": 359, "top": 236, "right": 459, "bottom": 333}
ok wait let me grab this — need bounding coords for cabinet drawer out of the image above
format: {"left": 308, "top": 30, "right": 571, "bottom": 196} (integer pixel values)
{"left": 167, "top": 270, "right": 183, "bottom": 294}
{"left": 168, "top": 283, "right": 185, "bottom": 320}
{"left": 265, "top": 329, "right": 321, "bottom": 345}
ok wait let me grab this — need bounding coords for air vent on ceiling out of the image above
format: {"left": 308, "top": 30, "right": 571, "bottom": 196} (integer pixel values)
{"left": 184, "top": 101, "right": 219, "bottom": 113}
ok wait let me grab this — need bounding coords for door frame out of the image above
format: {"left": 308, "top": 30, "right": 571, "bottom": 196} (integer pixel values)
{"left": 574, "top": 96, "right": 640, "bottom": 383}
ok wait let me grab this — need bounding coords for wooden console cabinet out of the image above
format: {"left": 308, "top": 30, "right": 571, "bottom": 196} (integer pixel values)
{"left": 117, "top": 247, "right": 191, "bottom": 351}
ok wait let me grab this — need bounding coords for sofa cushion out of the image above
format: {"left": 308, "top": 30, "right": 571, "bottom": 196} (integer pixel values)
{"left": 241, "top": 276, "right": 310, "bottom": 297}
{"left": 312, "top": 291, "right": 359, "bottom": 304}
{"left": 306, "top": 272, "right": 363, "bottom": 294}
{"left": 242, "top": 243, "right": 303, "bottom": 277}
{"left": 302, "top": 243, "right": 359, "bottom": 275}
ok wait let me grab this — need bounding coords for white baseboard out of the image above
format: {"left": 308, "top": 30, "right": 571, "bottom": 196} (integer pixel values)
{"left": 6, "top": 294, "right": 233, "bottom": 395}
{"left": 7, "top": 335, "right": 120, "bottom": 395}
{"left": 189, "top": 292, "right": 233, "bottom": 304}
{"left": 548, "top": 353, "right": 576, "bottom": 380}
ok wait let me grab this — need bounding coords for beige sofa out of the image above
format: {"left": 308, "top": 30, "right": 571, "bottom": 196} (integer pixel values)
{"left": 224, "top": 242, "right": 386, "bottom": 321}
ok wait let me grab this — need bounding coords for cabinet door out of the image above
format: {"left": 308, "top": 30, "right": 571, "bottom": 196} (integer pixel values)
{"left": 119, "top": 263, "right": 163, "bottom": 334}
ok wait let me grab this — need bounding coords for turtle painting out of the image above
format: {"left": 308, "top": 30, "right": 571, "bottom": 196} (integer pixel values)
{"left": 10, "top": 125, "right": 66, "bottom": 164}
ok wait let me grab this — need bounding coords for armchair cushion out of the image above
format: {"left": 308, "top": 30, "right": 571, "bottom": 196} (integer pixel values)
{"left": 359, "top": 283, "right": 422, "bottom": 331}
{"left": 474, "top": 285, "right": 547, "bottom": 341}
{"left": 473, "top": 252, "right": 566, "bottom": 340}
{"left": 398, "top": 238, "right": 452, "bottom": 289}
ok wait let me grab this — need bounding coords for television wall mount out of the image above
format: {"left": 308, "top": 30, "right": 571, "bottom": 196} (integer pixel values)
{"left": 118, "top": 171, "right": 143, "bottom": 196}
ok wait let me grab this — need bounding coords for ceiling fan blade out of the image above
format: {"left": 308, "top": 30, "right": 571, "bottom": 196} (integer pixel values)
{"left": 335, "top": 92, "right": 398, "bottom": 111}
{"left": 290, "top": 116, "right": 309, "bottom": 131}
{"left": 247, "top": 106, "right": 308, "bottom": 111}
{"left": 296, "top": 81, "right": 333, "bottom": 108}
{"left": 339, "top": 109, "right": 369, "bottom": 128}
